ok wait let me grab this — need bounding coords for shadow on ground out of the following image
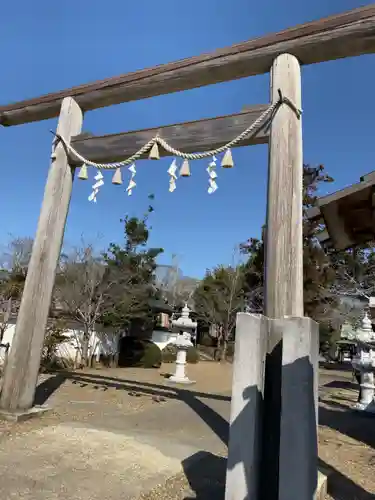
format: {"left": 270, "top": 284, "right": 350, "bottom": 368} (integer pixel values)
{"left": 34, "top": 373, "right": 68, "bottom": 405}
{"left": 34, "top": 369, "right": 374, "bottom": 499}
{"left": 35, "top": 370, "right": 230, "bottom": 403}
{"left": 320, "top": 403, "right": 375, "bottom": 450}
{"left": 34, "top": 370, "right": 230, "bottom": 445}
{"left": 319, "top": 362, "right": 353, "bottom": 373}
{"left": 318, "top": 458, "right": 374, "bottom": 500}
{"left": 182, "top": 452, "right": 226, "bottom": 499}
{"left": 180, "top": 453, "right": 374, "bottom": 500}
{"left": 324, "top": 380, "right": 358, "bottom": 391}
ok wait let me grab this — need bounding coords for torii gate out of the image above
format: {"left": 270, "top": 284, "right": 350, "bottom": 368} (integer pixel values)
{"left": 0, "top": 5, "right": 374, "bottom": 499}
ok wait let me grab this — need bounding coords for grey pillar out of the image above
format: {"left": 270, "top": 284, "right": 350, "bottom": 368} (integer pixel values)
{"left": 225, "top": 313, "right": 267, "bottom": 500}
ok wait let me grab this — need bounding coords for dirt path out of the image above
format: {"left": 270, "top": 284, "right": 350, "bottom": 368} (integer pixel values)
{"left": 0, "top": 364, "right": 374, "bottom": 499}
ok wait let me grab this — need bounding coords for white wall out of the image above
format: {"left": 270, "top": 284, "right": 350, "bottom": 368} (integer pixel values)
{"left": 0, "top": 321, "right": 121, "bottom": 367}
{"left": 0, "top": 322, "right": 183, "bottom": 368}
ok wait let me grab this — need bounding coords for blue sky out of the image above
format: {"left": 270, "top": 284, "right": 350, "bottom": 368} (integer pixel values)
{"left": 0, "top": 0, "right": 373, "bottom": 278}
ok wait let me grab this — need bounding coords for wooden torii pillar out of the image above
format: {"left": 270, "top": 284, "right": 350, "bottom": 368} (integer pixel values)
{"left": 265, "top": 53, "right": 303, "bottom": 319}
{"left": 225, "top": 53, "right": 310, "bottom": 500}
{"left": 0, "top": 97, "right": 83, "bottom": 414}
{"left": 262, "top": 54, "right": 313, "bottom": 500}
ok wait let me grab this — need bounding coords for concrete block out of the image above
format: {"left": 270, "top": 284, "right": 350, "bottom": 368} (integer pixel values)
{"left": 278, "top": 316, "right": 319, "bottom": 500}
{"left": 315, "top": 470, "right": 328, "bottom": 500}
{"left": 225, "top": 313, "right": 268, "bottom": 500}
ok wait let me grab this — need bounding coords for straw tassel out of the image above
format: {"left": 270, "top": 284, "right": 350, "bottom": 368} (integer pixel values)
{"left": 179, "top": 159, "right": 191, "bottom": 177}
{"left": 221, "top": 149, "right": 234, "bottom": 168}
{"left": 149, "top": 142, "right": 160, "bottom": 160}
{"left": 78, "top": 163, "right": 88, "bottom": 180}
{"left": 112, "top": 168, "right": 123, "bottom": 185}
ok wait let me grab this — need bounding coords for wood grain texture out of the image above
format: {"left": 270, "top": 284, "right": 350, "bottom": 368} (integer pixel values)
{"left": 265, "top": 54, "right": 303, "bottom": 319}
{"left": 70, "top": 105, "right": 269, "bottom": 164}
{"left": 0, "top": 98, "right": 83, "bottom": 411}
{"left": 1, "top": 6, "right": 375, "bottom": 126}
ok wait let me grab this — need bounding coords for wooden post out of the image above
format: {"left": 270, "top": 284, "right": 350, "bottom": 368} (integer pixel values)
{"left": 260, "top": 54, "right": 303, "bottom": 499}
{"left": 0, "top": 97, "right": 83, "bottom": 412}
{"left": 265, "top": 53, "right": 303, "bottom": 319}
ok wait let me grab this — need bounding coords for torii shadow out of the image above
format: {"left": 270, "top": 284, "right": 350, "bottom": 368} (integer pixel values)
{"left": 34, "top": 363, "right": 373, "bottom": 499}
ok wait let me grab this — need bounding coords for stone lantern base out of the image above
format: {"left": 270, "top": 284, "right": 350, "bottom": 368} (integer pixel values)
{"left": 354, "top": 400, "right": 375, "bottom": 413}
{"left": 167, "top": 343, "right": 195, "bottom": 385}
{"left": 353, "top": 372, "right": 375, "bottom": 413}
{"left": 168, "top": 375, "right": 195, "bottom": 385}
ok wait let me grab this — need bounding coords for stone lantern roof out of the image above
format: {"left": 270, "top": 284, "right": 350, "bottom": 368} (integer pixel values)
{"left": 172, "top": 304, "right": 197, "bottom": 331}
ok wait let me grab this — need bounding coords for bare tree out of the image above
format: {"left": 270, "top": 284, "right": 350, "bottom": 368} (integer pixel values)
{"left": 194, "top": 264, "right": 245, "bottom": 361}
{"left": 329, "top": 270, "right": 375, "bottom": 302}
{"left": 0, "top": 237, "right": 35, "bottom": 350}
{"left": 0, "top": 298, "right": 12, "bottom": 344}
{"left": 0, "top": 237, "right": 32, "bottom": 372}
{"left": 323, "top": 255, "right": 375, "bottom": 330}
{"left": 245, "top": 284, "right": 264, "bottom": 314}
{"left": 158, "top": 273, "right": 198, "bottom": 310}
{"left": 54, "top": 244, "right": 111, "bottom": 368}
{"left": 0, "top": 236, "right": 33, "bottom": 273}
{"left": 0, "top": 298, "right": 12, "bottom": 375}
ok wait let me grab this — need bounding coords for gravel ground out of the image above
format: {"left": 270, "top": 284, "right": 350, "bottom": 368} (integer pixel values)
{"left": 319, "top": 381, "right": 375, "bottom": 499}
{"left": 137, "top": 452, "right": 227, "bottom": 500}
{"left": 0, "top": 365, "right": 374, "bottom": 499}
{"left": 0, "top": 367, "right": 176, "bottom": 437}
{"left": 137, "top": 367, "right": 375, "bottom": 499}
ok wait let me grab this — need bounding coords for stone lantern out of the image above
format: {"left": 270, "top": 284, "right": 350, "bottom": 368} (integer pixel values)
{"left": 352, "top": 312, "right": 375, "bottom": 413}
{"left": 168, "top": 331, "right": 195, "bottom": 384}
{"left": 171, "top": 304, "right": 197, "bottom": 341}
{"left": 356, "top": 311, "right": 374, "bottom": 342}
{"left": 168, "top": 305, "right": 197, "bottom": 385}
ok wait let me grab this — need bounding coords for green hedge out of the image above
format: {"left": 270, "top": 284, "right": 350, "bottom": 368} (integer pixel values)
{"left": 118, "top": 337, "right": 161, "bottom": 368}
{"left": 161, "top": 344, "right": 199, "bottom": 364}
{"left": 199, "top": 334, "right": 218, "bottom": 347}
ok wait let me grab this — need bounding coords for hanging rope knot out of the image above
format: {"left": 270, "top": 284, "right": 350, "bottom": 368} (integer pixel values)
{"left": 277, "top": 89, "right": 302, "bottom": 118}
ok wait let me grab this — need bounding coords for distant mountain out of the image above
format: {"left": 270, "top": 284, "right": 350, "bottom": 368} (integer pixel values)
{"left": 155, "top": 264, "right": 199, "bottom": 308}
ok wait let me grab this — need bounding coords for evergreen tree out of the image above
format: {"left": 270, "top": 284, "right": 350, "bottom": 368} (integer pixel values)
{"left": 241, "top": 165, "right": 338, "bottom": 324}
{"left": 101, "top": 196, "right": 163, "bottom": 335}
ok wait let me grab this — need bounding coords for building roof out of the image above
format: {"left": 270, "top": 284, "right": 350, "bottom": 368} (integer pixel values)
{"left": 307, "top": 170, "right": 375, "bottom": 251}
{"left": 148, "top": 298, "right": 173, "bottom": 314}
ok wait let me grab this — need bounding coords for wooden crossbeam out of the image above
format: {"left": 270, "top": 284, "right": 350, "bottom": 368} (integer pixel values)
{"left": 1, "top": 6, "right": 375, "bottom": 126}
{"left": 70, "top": 105, "right": 269, "bottom": 165}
